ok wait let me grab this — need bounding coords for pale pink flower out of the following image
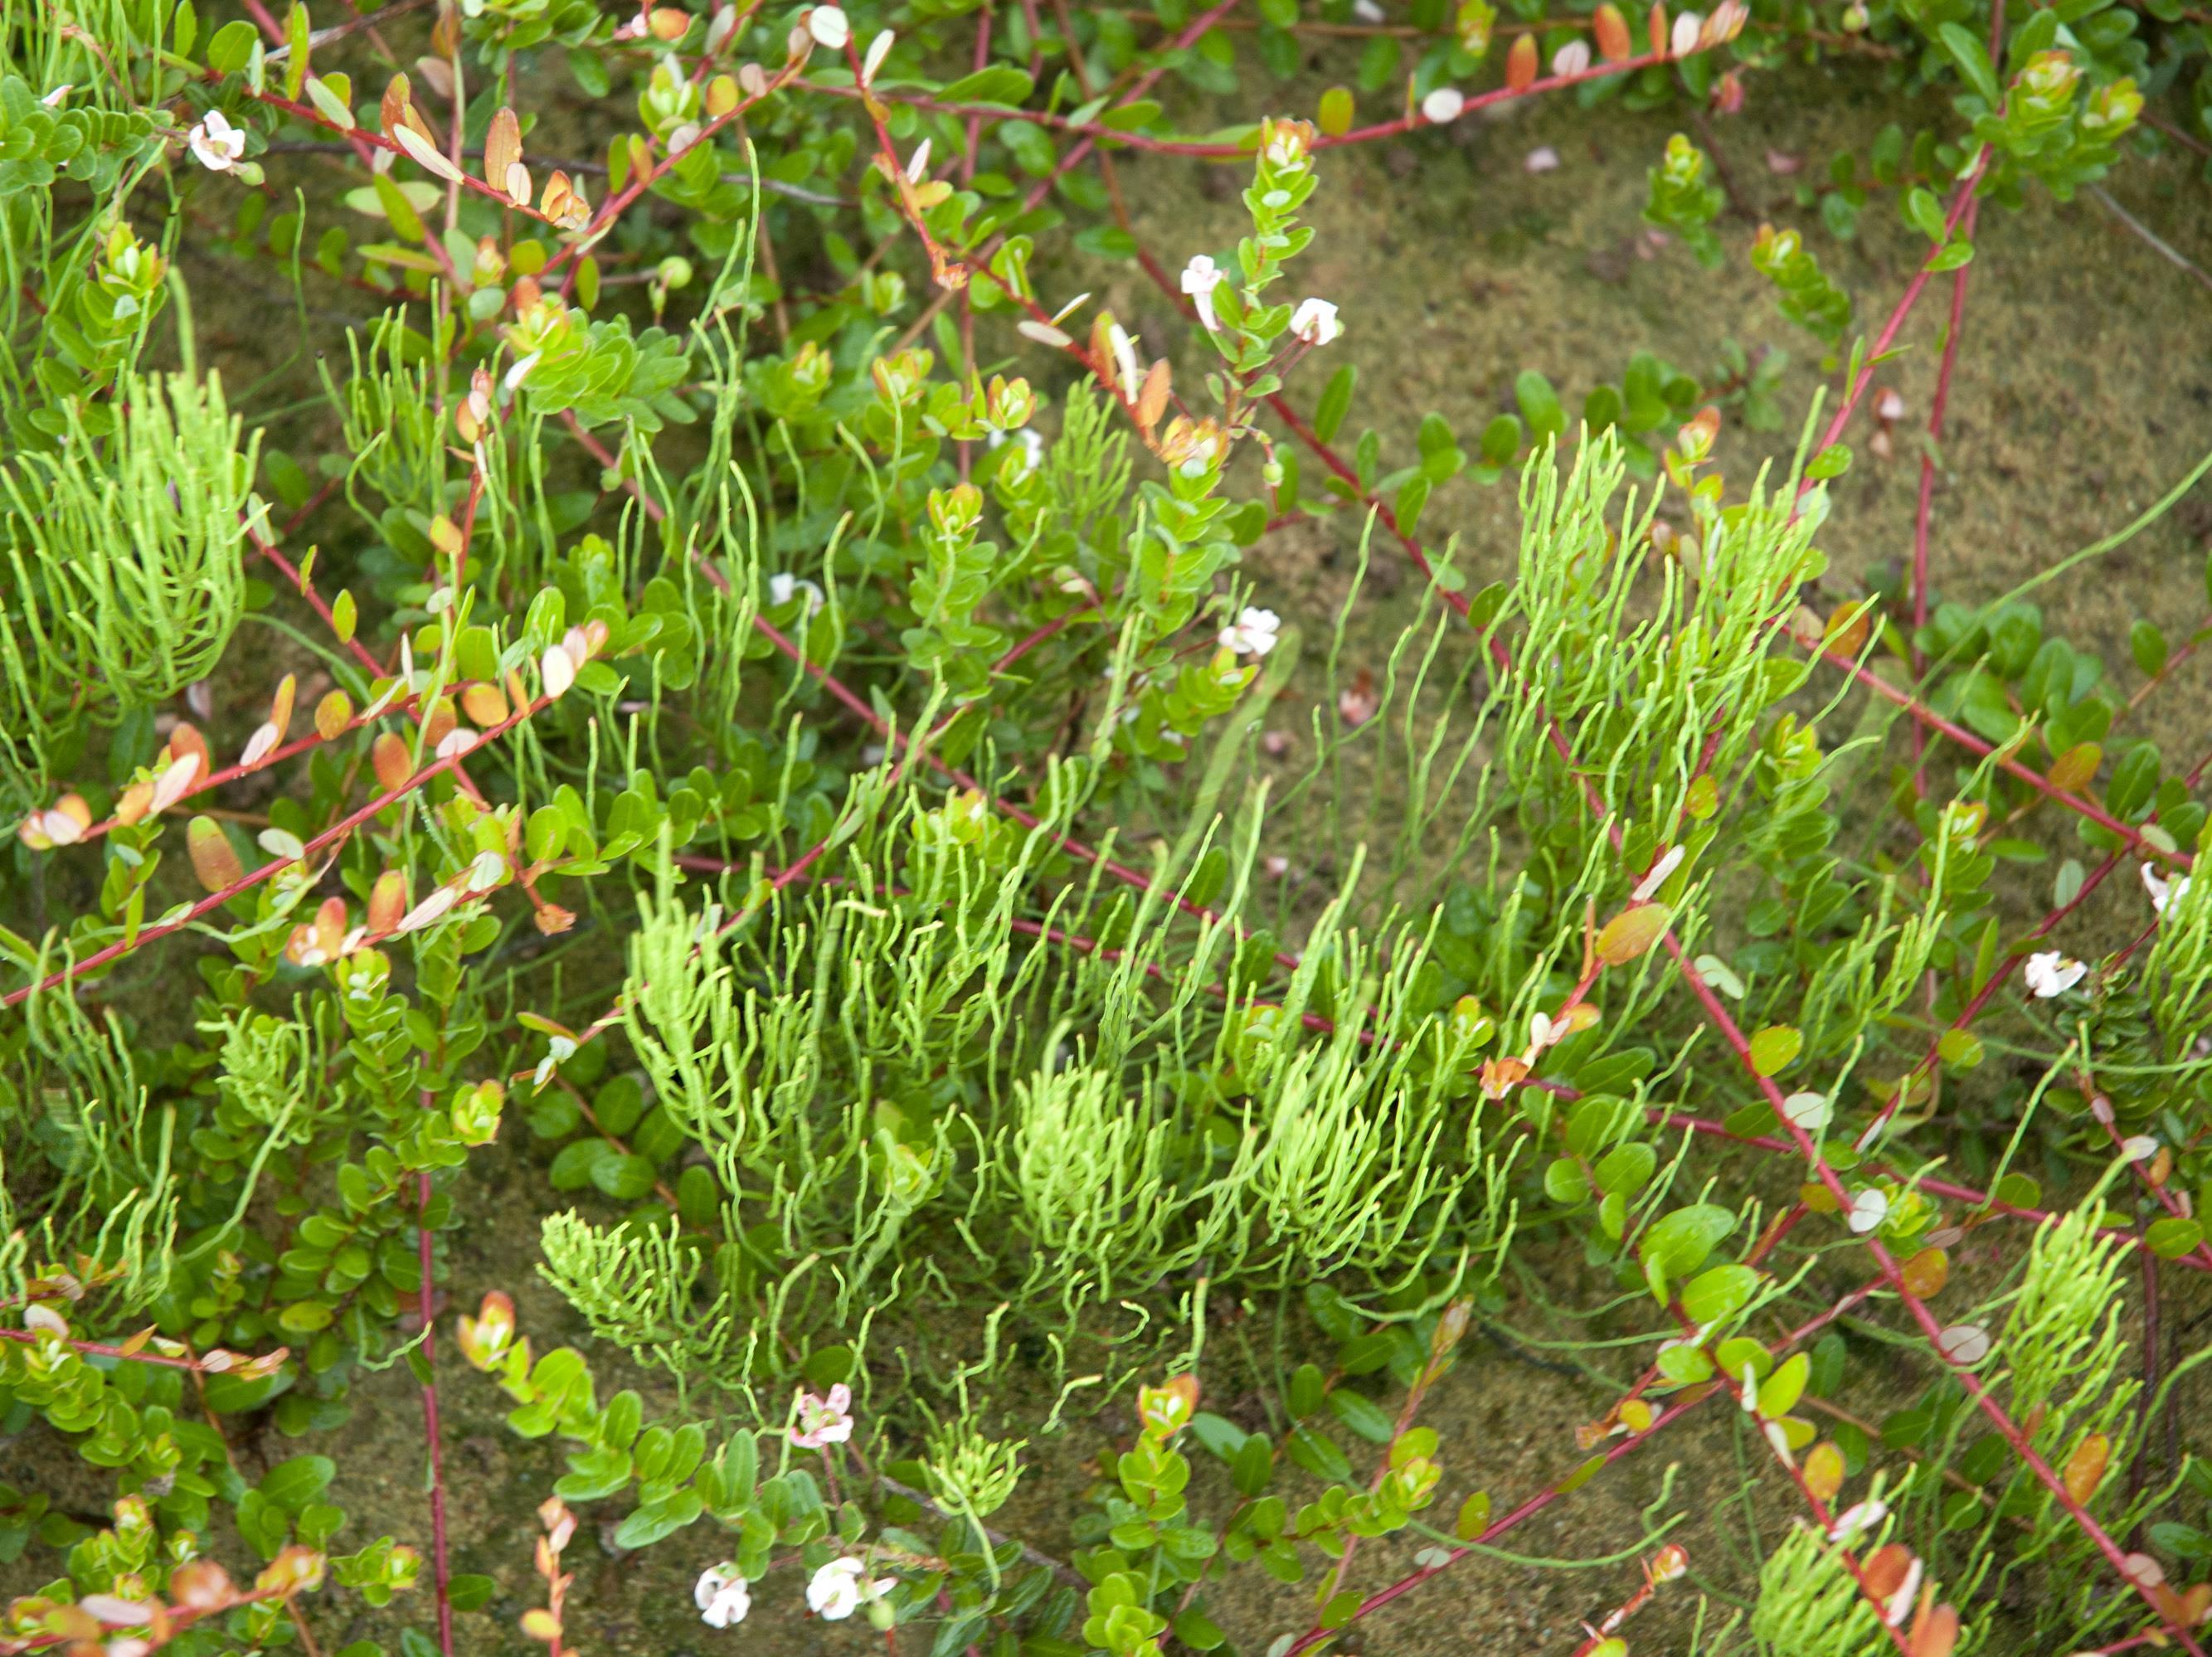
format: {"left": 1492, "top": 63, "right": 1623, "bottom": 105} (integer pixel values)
{"left": 791, "top": 1382, "right": 854, "bottom": 1448}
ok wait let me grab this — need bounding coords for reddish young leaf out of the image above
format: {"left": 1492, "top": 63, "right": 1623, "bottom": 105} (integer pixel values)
{"left": 1505, "top": 34, "right": 1539, "bottom": 90}
{"left": 372, "top": 732, "right": 414, "bottom": 792}
{"left": 2064, "top": 1432, "right": 2110, "bottom": 1505}
{"left": 1594, "top": 2, "right": 1632, "bottom": 61}
{"left": 1906, "top": 1602, "right": 1958, "bottom": 1657}
{"left": 187, "top": 817, "right": 245, "bottom": 892}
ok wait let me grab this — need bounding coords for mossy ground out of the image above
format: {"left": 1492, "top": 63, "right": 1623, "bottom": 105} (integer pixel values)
{"left": 7, "top": 45, "right": 2212, "bottom": 1657}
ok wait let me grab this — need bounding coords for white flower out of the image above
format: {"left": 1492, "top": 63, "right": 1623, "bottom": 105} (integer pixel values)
{"left": 806, "top": 1557, "right": 895, "bottom": 1621}
{"left": 806, "top": 4, "right": 849, "bottom": 49}
{"left": 1421, "top": 86, "right": 1466, "bottom": 125}
{"left": 1828, "top": 1498, "right": 1888, "bottom": 1542}
{"left": 239, "top": 722, "right": 281, "bottom": 768}
{"left": 1174, "top": 427, "right": 1222, "bottom": 479}
{"left": 503, "top": 350, "right": 542, "bottom": 393}
{"left": 1218, "top": 606, "right": 1281, "bottom": 658}
{"left": 861, "top": 27, "right": 895, "bottom": 83}
{"left": 986, "top": 428, "right": 1046, "bottom": 474}
{"left": 904, "top": 138, "right": 932, "bottom": 181}
{"left": 2023, "top": 950, "right": 2087, "bottom": 999}
{"left": 23, "top": 1303, "right": 68, "bottom": 1337}
{"left": 1737, "top": 1362, "right": 1758, "bottom": 1414}
{"left": 791, "top": 1382, "right": 854, "bottom": 1448}
{"left": 1670, "top": 10, "right": 1702, "bottom": 55}
{"left": 1290, "top": 297, "right": 1340, "bottom": 345}
{"left": 2143, "top": 863, "right": 2192, "bottom": 915}
{"left": 1180, "top": 253, "right": 1227, "bottom": 331}
{"left": 1263, "top": 126, "right": 1310, "bottom": 172}
{"left": 1551, "top": 40, "right": 1592, "bottom": 75}
{"left": 1846, "top": 1187, "right": 1889, "bottom": 1235}
{"left": 695, "top": 1564, "right": 751, "bottom": 1628}
{"left": 41, "top": 84, "right": 72, "bottom": 107}
{"left": 466, "top": 850, "right": 508, "bottom": 893}
{"left": 768, "top": 572, "right": 827, "bottom": 615}
{"left": 434, "top": 727, "right": 478, "bottom": 760}
{"left": 1524, "top": 145, "right": 1562, "bottom": 173}
{"left": 532, "top": 1035, "right": 577, "bottom": 1089}
{"left": 187, "top": 108, "right": 246, "bottom": 173}
{"left": 2122, "top": 1134, "right": 2159, "bottom": 1163}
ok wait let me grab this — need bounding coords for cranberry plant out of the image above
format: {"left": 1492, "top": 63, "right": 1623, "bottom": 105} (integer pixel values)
{"left": 2, "top": 0, "right": 2211, "bottom": 1652}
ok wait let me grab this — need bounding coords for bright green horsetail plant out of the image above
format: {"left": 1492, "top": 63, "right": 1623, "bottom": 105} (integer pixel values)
{"left": 0, "top": 372, "right": 259, "bottom": 809}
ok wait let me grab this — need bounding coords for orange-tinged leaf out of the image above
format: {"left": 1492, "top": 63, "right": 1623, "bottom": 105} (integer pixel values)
{"left": 461, "top": 683, "right": 510, "bottom": 727}
{"left": 2180, "top": 1582, "right": 2211, "bottom": 1626}
{"left": 268, "top": 673, "right": 297, "bottom": 739}
{"left": 372, "top": 732, "right": 414, "bottom": 792}
{"left": 1826, "top": 602, "right": 1870, "bottom": 657}
{"left": 400, "top": 97, "right": 440, "bottom": 150}
{"left": 520, "top": 1607, "right": 562, "bottom": 1644}
{"left": 2049, "top": 740, "right": 2102, "bottom": 794}
{"left": 315, "top": 689, "right": 352, "bottom": 740}
{"left": 2064, "top": 1432, "right": 2109, "bottom": 1505}
{"left": 367, "top": 870, "right": 408, "bottom": 933}
{"left": 420, "top": 697, "right": 456, "bottom": 751}
{"left": 187, "top": 817, "right": 244, "bottom": 893}
{"left": 1906, "top": 1603, "right": 1959, "bottom": 1657}
{"left": 1136, "top": 358, "right": 1171, "bottom": 433}
{"left": 1900, "top": 1246, "right": 1948, "bottom": 1298}
{"left": 169, "top": 721, "right": 210, "bottom": 773}
{"left": 1804, "top": 1441, "right": 1845, "bottom": 1502}
{"left": 1862, "top": 1543, "right": 1913, "bottom": 1601}
{"left": 1597, "top": 902, "right": 1672, "bottom": 965}
{"left": 1593, "top": 2, "right": 1632, "bottom": 61}
{"left": 485, "top": 106, "right": 523, "bottom": 189}
{"left": 1480, "top": 1055, "right": 1529, "bottom": 1099}
{"left": 380, "top": 72, "right": 410, "bottom": 140}
{"left": 1648, "top": 0, "right": 1669, "bottom": 53}
{"left": 1505, "top": 32, "right": 1539, "bottom": 90}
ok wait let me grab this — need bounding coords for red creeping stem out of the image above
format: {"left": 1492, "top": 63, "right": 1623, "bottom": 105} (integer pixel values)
{"left": 2, "top": 691, "right": 552, "bottom": 1009}
{"left": 803, "top": 41, "right": 1711, "bottom": 158}
{"left": 1907, "top": 188, "right": 1983, "bottom": 790}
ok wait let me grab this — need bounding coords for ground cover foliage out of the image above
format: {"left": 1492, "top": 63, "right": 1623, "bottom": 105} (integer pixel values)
{"left": 4, "top": 0, "right": 2212, "bottom": 1651}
